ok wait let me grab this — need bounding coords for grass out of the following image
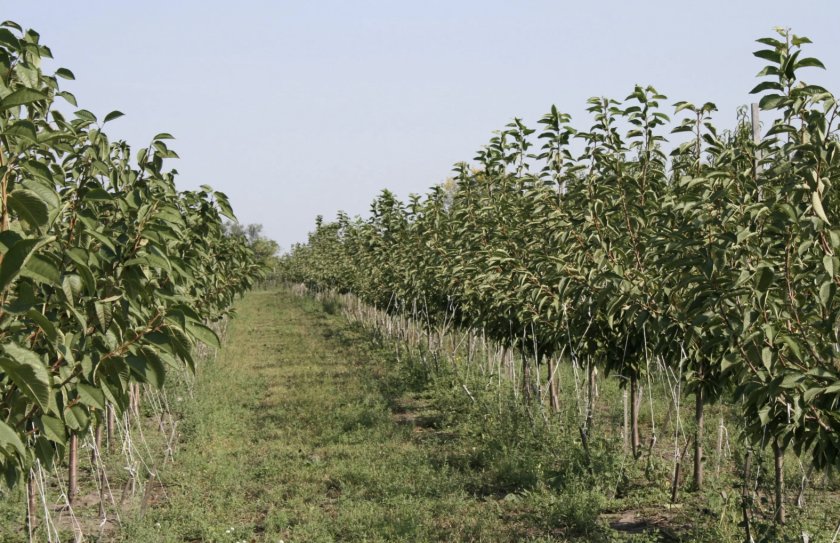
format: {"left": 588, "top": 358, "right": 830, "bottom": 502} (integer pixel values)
{"left": 2, "top": 288, "right": 836, "bottom": 541}
{"left": 118, "top": 289, "right": 581, "bottom": 542}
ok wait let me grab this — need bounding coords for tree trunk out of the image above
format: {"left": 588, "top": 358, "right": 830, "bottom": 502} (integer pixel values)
{"left": 670, "top": 453, "right": 682, "bottom": 504}
{"left": 521, "top": 351, "right": 530, "bottom": 402}
{"left": 630, "top": 373, "right": 640, "bottom": 458}
{"left": 26, "top": 471, "right": 37, "bottom": 541}
{"left": 94, "top": 422, "right": 107, "bottom": 522}
{"left": 139, "top": 472, "right": 156, "bottom": 519}
{"left": 94, "top": 421, "right": 103, "bottom": 462}
{"left": 670, "top": 438, "right": 691, "bottom": 504}
{"left": 741, "top": 450, "right": 753, "bottom": 543}
{"left": 548, "top": 356, "right": 560, "bottom": 413}
{"left": 693, "top": 385, "right": 704, "bottom": 490}
{"left": 773, "top": 437, "right": 785, "bottom": 525}
{"left": 586, "top": 360, "right": 595, "bottom": 433}
{"left": 578, "top": 424, "right": 593, "bottom": 476}
{"left": 623, "top": 388, "right": 629, "bottom": 452}
{"left": 68, "top": 433, "right": 78, "bottom": 505}
{"left": 715, "top": 417, "right": 724, "bottom": 476}
{"left": 106, "top": 403, "right": 115, "bottom": 452}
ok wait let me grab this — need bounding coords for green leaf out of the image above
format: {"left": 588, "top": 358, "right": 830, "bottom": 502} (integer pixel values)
{"left": 0, "top": 343, "right": 52, "bottom": 412}
{"left": 26, "top": 308, "right": 57, "bottom": 343}
{"left": 7, "top": 188, "right": 48, "bottom": 230}
{"left": 761, "top": 347, "right": 773, "bottom": 371}
{"left": 753, "top": 49, "right": 781, "bottom": 63}
{"left": 825, "top": 382, "right": 840, "bottom": 395}
{"left": 214, "top": 192, "right": 236, "bottom": 221}
{"left": 103, "top": 110, "right": 124, "bottom": 123}
{"left": 796, "top": 57, "right": 826, "bottom": 69}
{"left": 4, "top": 281, "right": 34, "bottom": 314}
{"left": 57, "top": 91, "right": 76, "bottom": 107}
{"left": 780, "top": 373, "right": 801, "bottom": 389}
{"left": 66, "top": 304, "right": 87, "bottom": 331}
{"left": 756, "top": 37, "right": 784, "bottom": 48}
{"left": 64, "top": 405, "right": 89, "bottom": 432}
{"left": 20, "top": 160, "right": 53, "bottom": 183}
{"left": 94, "top": 301, "right": 112, "bottom": 332}
{"left": 750, "top": 81, "right": 783, "bottom": 94}
{"left": 74, "top": 110, "right": 97, "bottom": 123}
{"left": 124, "top": 252, "right": 171, "bottom": 271}
{"left": 756, "top": 267, "right": 774, "bottom": 292}
{"left": 126, "top": 354, "right": 165, "bottom": 388}
{"left": 36, "top": 416, "right": 66, "bottom": 447}
{"left": 54, "top": 67, "right": 75, "bottom": 80}
{"left": 0, "top": 237, "right": 46, "bottom": 293}
{"left": 0, "top": 88, "right": 47, "bottom": 110}
{"left": 5, "top": 120, "right": 37, "bottom": 142}
{"left": 812, "top": 191, "right": 830, "bottom": 224}
{"left": 61, "top": 274, "right": 83, "bottom": 304}
{"left": 804, "top": 387, "right": 823, "bottom": 403}
{"left": 779, "top": 335, "right": 802, "bottom": 362}
{"left": 76, "top": 384, "right": 105, "bottom": 411}
{"left": 65, "top": 249, "right": 96, "bottom": 295}
{"left": 20, "top": 179, "right": 60, "bottom": 212}
{"left": 759, "top": 94, "right": 786, "bottom": 110}
{"left": 80, "top": 226, "right": 116, "bottom": 252}
{"left": 31, "top": 436, "right": 57, "bottom": 471}
{"left": 0, "top": 420, "right": 25, "bottom": 457}
{"left": 758, "top": 405, "right": 771, "bottom": 425}
{"left": 819, "top": 281, "right": 832, "bottom": 307}
{"left": 81, "top": 188, "right": 113, "bottom": 202}
{"left": 823, "top": 255, "right": 834, "bottom": 276}
{"left": 21, "top": 254, "right": 60, "bottom": 286}
{"left": 186, "top": 321, "right": 221, "bottom": 349}
{"left": 0, "top": 28, "right": 20, "bottom": 50}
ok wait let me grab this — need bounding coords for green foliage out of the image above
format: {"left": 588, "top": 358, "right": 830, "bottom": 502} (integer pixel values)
{"left": 282, "top": 28, "right": 840, "bottom": 477}
{"left": 0, "top": 22, "right": 263, "bottom": 485}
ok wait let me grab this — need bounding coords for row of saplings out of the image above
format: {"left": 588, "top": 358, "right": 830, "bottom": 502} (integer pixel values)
{"left": 0, "top": 22, "right": 264, "bottom": 536}
{"left": 281, "top": 29, "right": 840, "bottom": 538}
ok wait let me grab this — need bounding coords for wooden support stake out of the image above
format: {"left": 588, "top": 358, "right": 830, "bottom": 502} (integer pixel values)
{"left": 68, "top": 433, "right": 78, "bottom": 505}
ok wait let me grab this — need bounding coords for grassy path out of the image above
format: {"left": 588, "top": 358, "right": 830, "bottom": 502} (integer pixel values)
{"left": 123, "top": 289, "right": 550, "bottom": 542}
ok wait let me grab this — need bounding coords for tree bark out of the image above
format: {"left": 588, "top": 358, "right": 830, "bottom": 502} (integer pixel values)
{"left": 693, "top": 385, "right": 704, "bottom": 490}
{"left": 94, "top": 421, "right": 103, "bottom": 462}
{"left": 586, "top": 361, "right": 595, "bottom": 433}
{"left": 623, "top": 388, "right": 629, "bottom": 452}
{"left": 548, "top": 356, "right": 560, "bottom": 413}
{"left": 630, "top": 373, "right": 640, "bottom": 458}
{"left": 773, "top": 437, "right": 786, "bottom": 525}
{"left": 106, "top": 403, "right": 115, "bottom": 452}
{"left": 94, "top": 422, "right": 107, "bottom": 521}
{"left": 26, "top": 471, "right": 37, "bottom": 541}
{"left": 741, "top": 450, "right": 753, "bottom": 543}
{"left": 521, "top": 351, "right": 530, "bottom": 401}
{"left": 670, "top": 438, "right": 691, "bottom": 504}
{"left": 68, "top": 433, "right": 78, "bottom": 505}
{"left": 670, "top": 453, "right": 682, "bottom": 504}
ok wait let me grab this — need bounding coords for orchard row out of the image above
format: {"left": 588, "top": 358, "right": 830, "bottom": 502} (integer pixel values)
{"left": 0, "top": 20, "right": 264, "bottom": 497}
{"left": 282, "top": 30, "right": 840, "bottom": 525}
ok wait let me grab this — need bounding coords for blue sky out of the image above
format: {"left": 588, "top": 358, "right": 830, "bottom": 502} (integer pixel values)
{"left": 3, "top": 1, "right": 840, "bottom": 250}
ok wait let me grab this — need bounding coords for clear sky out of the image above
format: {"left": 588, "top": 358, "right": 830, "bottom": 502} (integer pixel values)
{"left": 3, "top": 1, "right": 840, "bottom": 250}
